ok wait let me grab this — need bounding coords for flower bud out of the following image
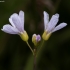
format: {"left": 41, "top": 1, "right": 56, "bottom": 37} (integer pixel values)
{"left": 32, "top": 34, "right": 41, "bottom": 46}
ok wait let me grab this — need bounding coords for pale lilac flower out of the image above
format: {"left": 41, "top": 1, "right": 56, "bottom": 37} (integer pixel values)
{"left": 1, "top": 10, "right": 29, "bottom": 41}
{"left": 1, "top": 10, "right": 24, "bottom": 34}
{"left": 44, "top": 11, "right": 67, "bottom": 33}
{"left": 42, "top": 11, "right": 67, "bottom": 40}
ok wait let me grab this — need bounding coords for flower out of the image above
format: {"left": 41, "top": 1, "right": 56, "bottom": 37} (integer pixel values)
{"left": 1, "top": 10, "right": 29, "bottom": 42}
{"left": 32, "top": 34, "right": 41, "bottom": 46}
{"left": 42, "top": 11, "right": 67, "bottom": 40}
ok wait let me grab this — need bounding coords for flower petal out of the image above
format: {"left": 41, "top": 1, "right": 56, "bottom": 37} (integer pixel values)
{"left": 44, "top": 11, "right": 49, "bottom": 30}
{"left": 36, "top": 35, "right": 41, "bottom": 42}
{"left": 52, "top": 23, "right": 67, "bottom": 32}
{"left": 19, "top": 10, "right": 24, "bottom": 28}
{"left": 10, "top": 13, "right": 24, "bottom": 32}
{"left": 9, "top": 17, "right": 16, "bottom": 27}
{"left": 1, "top": 24, "right": 19, "bottom": 34}
{"left": 47, "top": 14, "right": 59, "bottom": 32}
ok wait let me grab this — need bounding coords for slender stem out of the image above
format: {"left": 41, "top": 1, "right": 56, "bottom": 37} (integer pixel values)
{"left": 36, "top": 40, "right": 44, "bottom": 57}
{"left": 33, "top": 49, "right": 37, "bottom": 70}
{"left": 26, "top": 41, "right": 34, "bottom": 55}
{"left": 33, "top": 40, "right": 45, "bottom": 70}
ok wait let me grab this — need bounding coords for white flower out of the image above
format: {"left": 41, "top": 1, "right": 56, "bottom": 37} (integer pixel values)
{"left": 1, "top": 10, "right": 29, "bottom": 41}
{"left": 44, "top": 11, "right": 67, "bottom": 33}
{"left": 42, "top": 11, "right": 67, "bottom": 40}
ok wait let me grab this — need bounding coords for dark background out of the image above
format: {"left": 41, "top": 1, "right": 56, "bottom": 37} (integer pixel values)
{"left": 0, "top": 0, "right": 70, "bottom": 70}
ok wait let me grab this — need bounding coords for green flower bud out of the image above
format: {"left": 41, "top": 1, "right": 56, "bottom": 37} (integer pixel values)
{"left": 32, "top": 34, "right": 41, "bottom": 46}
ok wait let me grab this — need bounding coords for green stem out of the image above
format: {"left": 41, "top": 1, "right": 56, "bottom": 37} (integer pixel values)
{"left": 26, "top": 41, "right": 34, "bottom": 55}
{"left": 36, "top": 40, "right": 45, "bottom": 57}
{"left": 33, "top": 49, "right": 37, "bottom": 70}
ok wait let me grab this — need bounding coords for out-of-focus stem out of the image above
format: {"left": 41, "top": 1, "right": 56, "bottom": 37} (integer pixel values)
{"left": 33, "top": 49, "right": 37, "bottom": 70}
{"left": 36, "top": 40, "right": 44, "bottom": 57}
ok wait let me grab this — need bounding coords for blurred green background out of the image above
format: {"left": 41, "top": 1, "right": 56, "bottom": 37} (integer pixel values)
{"left": 0, "top": 0, "right": 70, "bottom": 70}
